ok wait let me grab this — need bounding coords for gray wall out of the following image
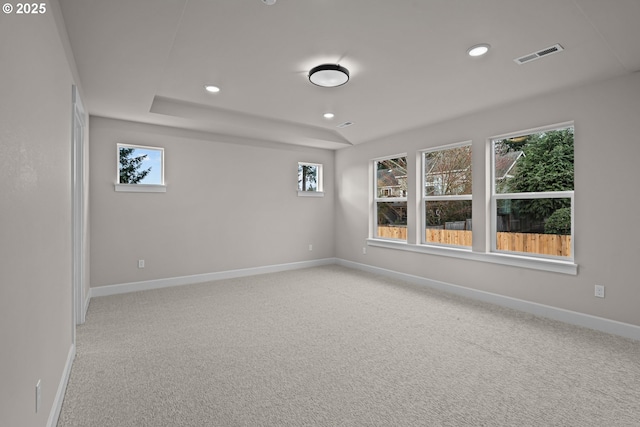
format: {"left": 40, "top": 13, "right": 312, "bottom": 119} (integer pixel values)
{"left": 89, "top": 118, "right": 335, "bottom": 288}
{"left": 1, "top": 5, "right": 638, "bottom": 425}
{"left": 0, "top": 2, "right": 86, "bottom": 426}
{"left": 335, "top": 72, "right": 640, "bottom": 327}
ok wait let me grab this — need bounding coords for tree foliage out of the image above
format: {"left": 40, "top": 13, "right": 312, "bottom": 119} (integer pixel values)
{"left": 298, "top": 164, "right": 317, "bottom": 191}
{"left": 496, "top": 128, "right": 574, "bottom": 233}
{"left": 426, "top": 200, "right": 472, "bottom": 227}
{"left": 509, "top": 129, "right": 574, "bottom": 195}
{"left": 544, "top": 207, "right": 571, "bottom": 235}
{"left": 119, "top": 148, "right": 151, "bottom": 184}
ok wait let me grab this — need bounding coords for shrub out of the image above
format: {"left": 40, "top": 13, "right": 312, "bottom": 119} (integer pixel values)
{"left": 544, "top": 207, "right": 571, "bottom": 235}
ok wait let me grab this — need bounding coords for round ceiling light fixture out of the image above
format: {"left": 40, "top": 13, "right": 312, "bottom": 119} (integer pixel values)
{"left": 467, "top": 43, "right": 491, "bottom": 57}
{"left": 309, "top": 64, "right": 349, "bottom": 88}
{"left": 323, "top": 112, "right": 335, "bottom": 119}
{"left": 204, "top": 85, "right": 220, "bottom": 93}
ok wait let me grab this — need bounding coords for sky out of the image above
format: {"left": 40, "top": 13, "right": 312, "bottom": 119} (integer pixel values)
{"left": 127, "top": 147, "right": 163, "bottom": 184}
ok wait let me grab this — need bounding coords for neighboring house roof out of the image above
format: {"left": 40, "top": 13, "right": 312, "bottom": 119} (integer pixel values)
{"left": 377, "top": 169, "right": 402, "bottom": 187}
{"left": 495, "top": 151, "right": 524, "bottom": 180}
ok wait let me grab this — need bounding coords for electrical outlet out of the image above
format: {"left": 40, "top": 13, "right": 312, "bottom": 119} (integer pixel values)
{"left": 35, "top": 380, "right": 41, "bottom": 413}
{"left": 138, "top": 259, "right": 145, "bottom": 269}
{"left": 308, "top": 244, "right": 313, "bottom": 251}
{"left": 362, "top": 247, "right": 367, "bottom": 255}
{"left": 595, "top": 285, "right": 605, "bottom": 298}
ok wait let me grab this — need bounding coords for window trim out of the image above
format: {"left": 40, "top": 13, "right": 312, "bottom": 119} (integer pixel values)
{"left": 297, "top": 162, "right": 324, "bottom": 196}
{"left": 366, "top": 121, "right": 578, "bottom": 275}
{"left": 116, "top": 143, "right": 165, "bottom": 193}
{"left": 420, "top": 141, "right": 473, "bottom": 248}
{"left": 366, "top": 237, "right": 577, "bottom": 275}
{"left": 490, "top": 191, "right": 574, "bottom": 260}
{"left": 372, "top": 153, "right": 408, "bottom": 241}
{"left": 115, "top": 183, "right": 167, "bottom": 193}
{"left": 490, "top": 122, "right": 574, "bottom": 261}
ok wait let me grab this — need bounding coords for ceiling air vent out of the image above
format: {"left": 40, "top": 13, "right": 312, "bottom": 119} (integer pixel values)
{"left": 337, "top": 121, "right": 354, "bottom": 128}
{"left": 514, "top": 44, "right": 564, "bottom": 65}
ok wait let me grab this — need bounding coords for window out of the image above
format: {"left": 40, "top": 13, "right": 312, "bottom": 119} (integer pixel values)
{"left": 116, "top": 144, "right": 165, "bottom": 192}
{"left": 422, "top": 143, "right": 472, "bottom": 247}
{"left": 298, "top": 162, "right": 323, "bottom": 197}
{"left": 374, "top": 156, "right": 407, "bottom": 240}
{"left": 368, "top": 124, "right": 577, "bottom": 274}
{"left": 491, "top": 125, "right": 574, "bottom": 259}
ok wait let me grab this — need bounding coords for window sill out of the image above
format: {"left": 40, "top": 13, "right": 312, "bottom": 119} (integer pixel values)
{"left": 115, "top": 184, "right": 166, "bottom": 193}
{"left": 297, "top": 191, "right": 324, "bottom": 197}
{"left": 366, "top": 238, "right": 577, "bottom": 275}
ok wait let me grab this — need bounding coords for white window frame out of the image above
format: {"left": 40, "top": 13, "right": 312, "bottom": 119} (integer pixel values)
{"left": 421, "top": 141, "right": 473, "bottom": 249}
{"left": 297, "top": 162, "right": 324, "bottom": 197}
{"left": 115, "top": 143, "right": 166, "bottom": 193}
{"left": 367, "top": 125, "right": 577, "bottom": 275}
{"left": 490, "top": 123, "right": 574, "bottom": 261}
{"left": 372, "top": 154, "right": 408, "bottom": 241}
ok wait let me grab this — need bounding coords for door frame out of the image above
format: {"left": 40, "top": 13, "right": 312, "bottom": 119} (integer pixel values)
{"left": 72, "top": 85, "right": 87, "bottom": 333}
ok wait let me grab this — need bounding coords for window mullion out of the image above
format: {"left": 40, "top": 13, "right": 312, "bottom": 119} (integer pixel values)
{"left": 495, "top": 191, "right": 574, "bottom": 200}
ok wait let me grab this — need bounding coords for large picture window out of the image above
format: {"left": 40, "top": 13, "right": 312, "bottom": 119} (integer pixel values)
{"left": 491, "top": 125, "right": 574, "bottom": 259}
{"left": 422, "top": 143, "right": 472, "bottom": 247}
{"left": 374, "top": 156, "right": 407, "bottom": 240}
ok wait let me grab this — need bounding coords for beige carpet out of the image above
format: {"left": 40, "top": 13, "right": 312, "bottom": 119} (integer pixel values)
{"left": 58, "top": 265, "right": 640, "bottom": 426}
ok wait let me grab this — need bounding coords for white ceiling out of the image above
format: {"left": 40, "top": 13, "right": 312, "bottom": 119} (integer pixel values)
{"left": 59, "top": 0, "right": 640, "bottom": 150}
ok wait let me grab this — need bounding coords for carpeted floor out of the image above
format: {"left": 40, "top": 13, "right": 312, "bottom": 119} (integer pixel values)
{"left": 57, "top": 265, "right": 640, "bottom": 426}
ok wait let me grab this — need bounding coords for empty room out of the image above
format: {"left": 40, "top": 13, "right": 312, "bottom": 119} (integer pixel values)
{"left": 2, "top": 1, "right": 640, "bottom": 426}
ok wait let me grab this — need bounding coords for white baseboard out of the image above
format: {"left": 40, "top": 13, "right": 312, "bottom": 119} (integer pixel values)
{"left": 90, "top": 258, "right": 337, "bottom": 298}
{"left": 336, "top": 259, "right": 640, "bottom": 342}
{"left": 87, "top": 257, "right": 639, "bottom": 341}
{"left": 47, "top": 343, "right": 75, "bottom": 427}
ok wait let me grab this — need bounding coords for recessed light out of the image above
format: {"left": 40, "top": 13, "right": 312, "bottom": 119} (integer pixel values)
{"left": 467, "top": 44, "right": 490, "bottom": 57}
{"left": 204, "top": 85, "right": 220, "bottom": 93}
{"left": 323, "top": 112, "right": 335, "bottom": 119}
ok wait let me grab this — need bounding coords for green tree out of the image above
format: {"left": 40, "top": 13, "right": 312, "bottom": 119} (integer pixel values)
{"left": 510, "top": 129, "right": 574, "bottom": 194}
{"left": 119, "top": 147, "right": 151, "bottom": 184}
{"left": 496, "top": 128, "right": 574, "bottom": 233}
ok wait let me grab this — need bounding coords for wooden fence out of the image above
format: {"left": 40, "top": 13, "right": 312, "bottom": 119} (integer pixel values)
{"left": 377, "top": 226, "right": 571, "bottom": 257}
{"left": 496, "top": 231, "right": 571, "bottom": 257}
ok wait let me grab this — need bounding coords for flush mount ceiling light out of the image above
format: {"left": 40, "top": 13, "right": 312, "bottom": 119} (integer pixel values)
{"left": 204, "top": 85, "right": 220, "bottom": 93}
{"left": 309, "top": 64, "right": 349, "bottom": 87}
{"left": 467, "top": 43, "right": 491, "bottom": 57}
{"left": 323, "top": 112, "right": 335, "bottom": 119}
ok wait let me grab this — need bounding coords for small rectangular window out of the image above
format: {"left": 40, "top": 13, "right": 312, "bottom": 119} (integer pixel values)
{"left": 491, "top": 125, "right": 574, "bottom": 258}
{"left": 116, "top": 144, "right": 165, "bottom": 192}
{"left": 374, "top": 156, "right": 407, "bottom": 240}
{"left": 422, "top": 143, "right": 472, "bottom": 247}
{"left": 298, "top": 162, "right": 323, "bottom": 196}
